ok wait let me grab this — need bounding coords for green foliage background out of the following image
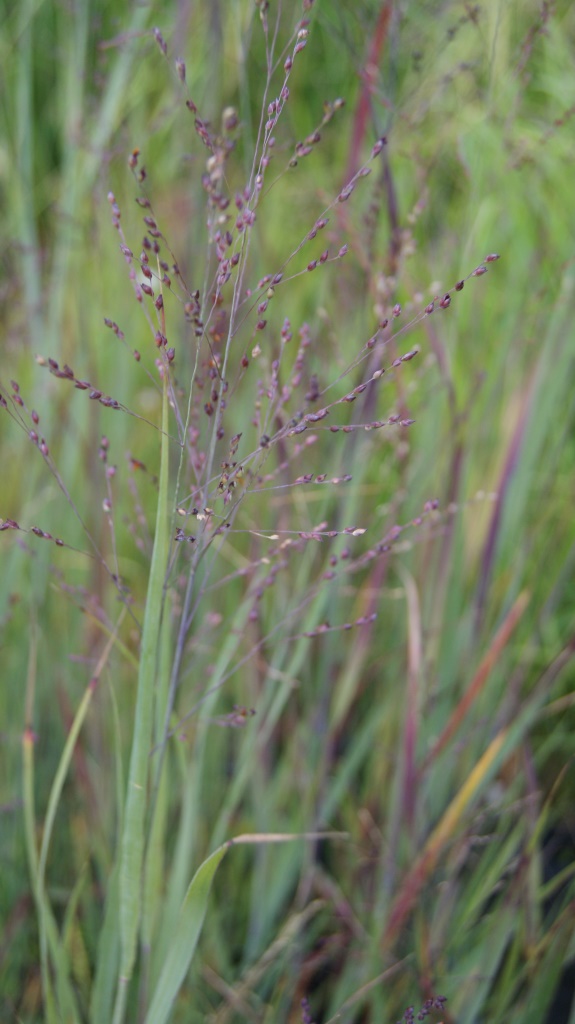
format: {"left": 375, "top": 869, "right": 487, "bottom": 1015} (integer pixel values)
{"left": 1, "top": 1, "right": 575, "bottom": 1022}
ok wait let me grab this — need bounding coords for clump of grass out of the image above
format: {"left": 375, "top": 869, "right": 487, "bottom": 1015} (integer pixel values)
{"left": 2, "top": 2, "right": 575, "bottom": 1023}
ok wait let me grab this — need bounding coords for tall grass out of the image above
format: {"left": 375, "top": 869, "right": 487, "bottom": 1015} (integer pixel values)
{"left": 1, "top": 1, "right": 575, "bottom": 1023}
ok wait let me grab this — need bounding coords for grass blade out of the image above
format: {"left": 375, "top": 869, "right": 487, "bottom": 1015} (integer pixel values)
{"left": 114, "top": 375, "right": 170, "bottom": 1023}
{"left": 145, "top": 832, "right": 342, "bottom": 1024}
{"left": 144, "top": 843, "right": 230, "bottom": 1024}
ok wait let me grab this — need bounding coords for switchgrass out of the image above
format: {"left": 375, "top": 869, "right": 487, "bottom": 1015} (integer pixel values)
{"left": 1, "top": 1, "right": 575, "bottom": 1023}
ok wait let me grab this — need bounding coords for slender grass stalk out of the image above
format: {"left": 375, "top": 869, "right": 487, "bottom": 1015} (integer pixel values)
{"left": 15, "top": 0, "right": 42, "bottom": 342}
{"left": 26, "top": 621, "right": 122, "bottom": 1021}
{"left": 90, "top": 862, "right": 121, "bottom": 1024}
{"left": 114, "top": 373, "right": 170, "bottom": 1024}
{"left": 23, "top": 714, "right": 79, "bottom": 1023}
{"left": 141, "top": 590, "right": 173, "bottom": 1004}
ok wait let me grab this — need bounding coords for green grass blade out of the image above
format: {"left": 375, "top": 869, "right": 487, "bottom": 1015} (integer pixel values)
{"left": 91, "top": 660, "right": 127, "bottom": 1024}
{"left": 23, "top": 724, "right": 80, "bottom": 1023}
{"left": 115, "top": 375, "right": 171, "bottom": 1022}
{"left": 36, "top": 678, "right": 99, "bottom": 898}
{"left": 90, "top": 861, "right": 121, "bottom": 1024}
{"left": 145, "top": 833, "right": 338, "bottom": 1024}
{"left": 144, "top": 842, "right": 230, "bottom": 1024}
{"left": 13, "top": 0, "right": 42, "bottom": 340}
{"left": 141, "top": 590, "right": 173, "bottom": 999}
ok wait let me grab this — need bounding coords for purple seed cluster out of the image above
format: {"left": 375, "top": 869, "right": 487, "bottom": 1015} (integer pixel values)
{"left": 0, "top": 0, "right": 500, "bottom": 766}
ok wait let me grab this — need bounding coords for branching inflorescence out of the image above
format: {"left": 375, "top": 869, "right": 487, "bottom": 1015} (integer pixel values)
{"left": 0, "top": 0, "right": 500, "bottom": 737}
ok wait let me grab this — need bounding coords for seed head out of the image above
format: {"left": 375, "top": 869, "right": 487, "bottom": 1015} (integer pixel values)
{"left": 153, "top": 27, "right": 167, "bottom": 55}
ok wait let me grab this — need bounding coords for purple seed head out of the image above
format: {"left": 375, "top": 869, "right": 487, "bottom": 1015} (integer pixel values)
{"left": 153, "top": 27, "right": 167, "bottom": 55}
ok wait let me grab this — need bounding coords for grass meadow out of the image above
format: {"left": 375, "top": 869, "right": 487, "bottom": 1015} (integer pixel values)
{"left": 1, "top": 1, "right": 575, "bottom": 1022}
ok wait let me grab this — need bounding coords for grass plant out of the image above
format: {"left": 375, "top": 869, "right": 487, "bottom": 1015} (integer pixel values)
{"left": 1, "top": 1, "right": 575, "bottom": 1023}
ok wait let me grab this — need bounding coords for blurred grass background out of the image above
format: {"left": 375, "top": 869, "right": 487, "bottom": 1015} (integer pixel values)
{"left": 1, "top": 0, "right": 575, "bottom": 1022}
